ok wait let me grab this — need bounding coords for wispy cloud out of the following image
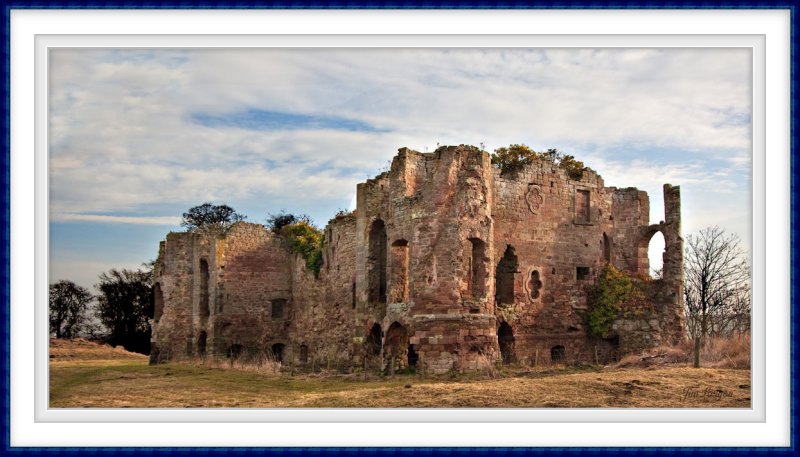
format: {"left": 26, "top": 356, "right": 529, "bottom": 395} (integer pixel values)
{"left": 51, "top": 213, "right": 182, "bottom": 226}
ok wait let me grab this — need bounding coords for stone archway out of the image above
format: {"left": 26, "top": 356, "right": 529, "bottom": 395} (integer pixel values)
{"left": 384, "top": 321, "right": 408, "bottom": 373}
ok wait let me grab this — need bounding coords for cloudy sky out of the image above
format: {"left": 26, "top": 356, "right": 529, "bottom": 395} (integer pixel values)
{"left": 48, "top": 47, "right": 752, "bottom": 291}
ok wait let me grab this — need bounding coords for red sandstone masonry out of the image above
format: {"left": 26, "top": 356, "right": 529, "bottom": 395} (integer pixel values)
{"left": 151, "top": 145, "right": 686, "bottom": 372}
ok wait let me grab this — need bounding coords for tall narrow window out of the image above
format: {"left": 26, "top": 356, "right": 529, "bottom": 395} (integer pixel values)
{"left": 199, "top": 259, "right": 210, "bottom": 319}
{"left": 368, "top": 219, "right": 387, "bottom": 303}
{"left": 153, "top": 283, "right": 164, "bottom": 321}
{"left": 468, "top": 238, "right": 487, "bottom": 299}
{"left": 495, "top": 246, "right": 518, "bottom": 305}
{"left": 351, "top": 283, "right": 356, "bottom": 309}
{"left": 576, "top": 189, "right": 590, "bottom": 223}
{"left": 389, "top": 239, "right": 409, "bottom": 303}
{"left": 197, "top": 330, "right": 207, "bottom": 356}
{"left": 603, "top": 232, "right": 612, "bottom": 263}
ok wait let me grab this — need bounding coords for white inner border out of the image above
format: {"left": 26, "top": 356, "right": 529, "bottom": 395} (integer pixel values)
{"left": 11, "top": 9, "right": 790, "bottom": 447}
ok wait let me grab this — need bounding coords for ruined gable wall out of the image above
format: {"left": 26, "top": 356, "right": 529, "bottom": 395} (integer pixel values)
{"left": 212, "top": 222, "right": 293, "bottom": 357}
{"left": 491, "top": 161, "right": 617, "bottom": 364}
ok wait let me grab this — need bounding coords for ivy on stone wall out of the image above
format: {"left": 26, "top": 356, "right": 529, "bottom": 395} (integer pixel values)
{"left": 585, "top": 264, "right": 650, "bottom": 338}
{"left": 279, "top": 221, "right": 324, "bottom": 277}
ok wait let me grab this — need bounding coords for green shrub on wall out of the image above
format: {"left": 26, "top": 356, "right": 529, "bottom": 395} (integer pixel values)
{"left": 491, "top": 144, "right": 586, "bottom": 179}
{"left": 585, "top": 264, "right": 649, "bottom": 337}
{"left": 280, "top": 221, "right": 324, "bottom": 277}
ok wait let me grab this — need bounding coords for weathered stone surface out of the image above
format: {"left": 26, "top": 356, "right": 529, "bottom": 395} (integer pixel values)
{"left": 151, "top": 145, "right": 686, "bottom": 372}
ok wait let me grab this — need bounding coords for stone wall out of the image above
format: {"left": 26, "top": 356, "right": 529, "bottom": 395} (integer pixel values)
{"left": 151, "top": 144, "right": 686, "bottom": 372}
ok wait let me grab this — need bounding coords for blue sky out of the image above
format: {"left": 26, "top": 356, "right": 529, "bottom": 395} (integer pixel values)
{"left": 48, "top": 48, "right": 752, "bottom": 291}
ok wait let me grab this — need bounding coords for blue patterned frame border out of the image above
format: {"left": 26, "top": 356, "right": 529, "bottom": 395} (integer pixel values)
{"left": 1, "top": 2, "right": 796, "bottom": 455}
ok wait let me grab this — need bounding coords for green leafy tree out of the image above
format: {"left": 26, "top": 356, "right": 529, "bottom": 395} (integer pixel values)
{"left": 181, "top": 202, "right": 245, "bottom": 233}
{"left": 491, "top": 144, "right": 540, "bottom": 175}
{"left": 95, "top": 268, "right": 153, "bottom": 354}
{"left": 49, "top": 280, "right": 93, "bottom": 338}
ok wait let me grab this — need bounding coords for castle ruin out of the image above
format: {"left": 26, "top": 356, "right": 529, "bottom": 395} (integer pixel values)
{"left": 150, "top": 145, "right": 686, "bottom": 373}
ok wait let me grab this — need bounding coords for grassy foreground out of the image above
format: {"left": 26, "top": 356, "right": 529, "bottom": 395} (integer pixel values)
{"left": 50, "top": 339, "right": 751, "bottom": 408}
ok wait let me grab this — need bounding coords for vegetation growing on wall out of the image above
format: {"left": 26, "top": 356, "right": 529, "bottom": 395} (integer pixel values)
{"left": 279, "top": 220, "right": 324, "bottom": 277}
{"left": 490, "top": 145, "right": 586, "bottom": 180}
{"left": 585, "top": 264, "right": 650, "bottom": 338}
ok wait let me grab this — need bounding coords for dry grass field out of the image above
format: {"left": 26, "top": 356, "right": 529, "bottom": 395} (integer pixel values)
{"left": 49, "top": 338, "right": 751, "bottom": 408}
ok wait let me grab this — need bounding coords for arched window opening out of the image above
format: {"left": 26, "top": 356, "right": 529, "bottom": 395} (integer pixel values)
{"left": 270, "top": 343, "right": 285, "bottom": 363}
{"left": 498, "top": 322, "right": 515, "bottom": 364}
{"left": 647, "top": 231, "right": 666, "bottom": 279}
{"left": 603, "top": 233, "right": 612, "bottom": 264}
{"left": 199, "top": 259, "right": 210, "bottom": 319}
{"left": 366, "top": 323, "right": 383, "bottom": 356}
{"left": 197, "top": 330, "right": 207, "bottom": 356}
{"left": 495, "top": 246, "right": 518, "bottom": 305}
{"left": 468, "top": 238, "right": 487, "bottom": 299}
{"left": 368, "top": 219, "right": 387, "bottom": 303}
{"left": 153, "top": 283, "right": 164, "bottom": 321}
{"left": 389, "top": 239, "right": 410, "bottom": 303}
{"left": 551, "top": 345, "right": 566, "bottom": 363}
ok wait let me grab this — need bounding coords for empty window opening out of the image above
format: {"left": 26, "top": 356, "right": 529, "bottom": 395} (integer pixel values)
{"left": 498, "top": 322, "right": 515, "bottom": 364}
{"left": 389, "top": 239, "right": 410, "bottom": 303}
{"left": 528, "top": 270, "right": 543, "bottom": 300}
{"left": 603, "top": 233, "right": 612, "bottom": 263}
{"left": 647, "top": 231, "right": 665, "bottom": 279}
{"left": 576, "top": 267, "right": 590, "bottom": 281}
{"left": 551, "top": 345, "right": 566, "bottom": 363}
{"left": 299, "top": 344, "right": 309, "bottom": 364}
{"left": 366, "top": 323, "right": 383, "bottom": 356}
{"left": 199, "top": 259, "right": 210, "bottom": 319}
{"left": 407, "top": 344, "right": 419, "bottom": 368}
{"left": 153, "top": 283, "right": 164, "bottom": 321}
{"left": 351, "top": 283, "right": 356, "bottom": 309}
{"left": 468, "top": 238, "right": 488, "bottom": 299}
{"left": 227, "top": 344, "right": 243, "bottom": 360}
{"left": 197, "top": 330, "right": 207, "bottom": 356}
{"left": 576, "top": 189, "right": 590, "bottom": 223}
{"left": 271, "top": 298, "right": 287, "bottom": 319}
{"left": 368, "top": 219, "right": 387, "bottom": 303}
{"left": 495, "top": 246, "right": 518, "bottom": 305}
{"left": 270, "top": 343, "right": 285, "bottom": 363}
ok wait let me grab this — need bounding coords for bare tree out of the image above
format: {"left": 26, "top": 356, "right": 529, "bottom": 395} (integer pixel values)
{"left": 684, "top": 226, "right": 750, "bottom": 367}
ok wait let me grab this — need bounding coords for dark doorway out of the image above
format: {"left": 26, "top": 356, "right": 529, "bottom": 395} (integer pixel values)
{"left": 271, "top": 343, "right": 285, "bottom": 363}
{"left": 407, "top": 344, "right": 419, "bottom": 368}
{"left": 366, "top": 323, "right": 383, "bottom": 356}
{"left": 197, "top": 330, "right": 207, "bottom": 356}
{"left": 495, "top": 246, "right": 518, "bottom": 305}
{"left": 498, "top": 322, "right": 515, "bottom": 364}
{"left": 299, "top": 344, "right": 309, "bottom": 364}
{"left": 551, "top": 345, "right": 566, "bottom": 363}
